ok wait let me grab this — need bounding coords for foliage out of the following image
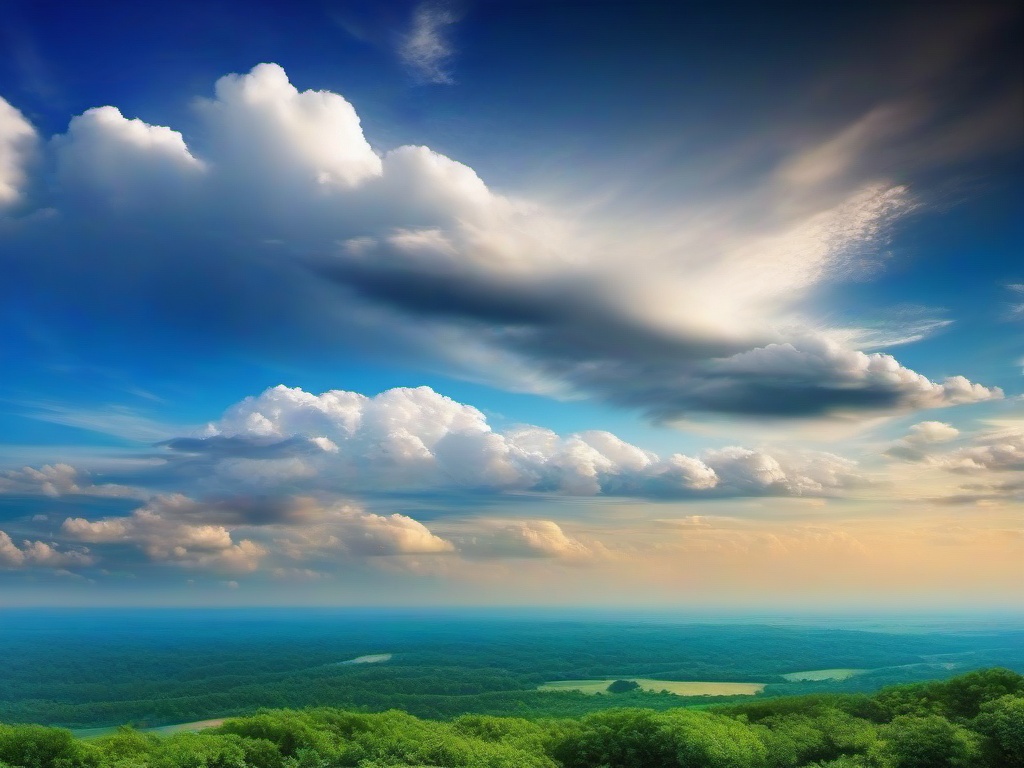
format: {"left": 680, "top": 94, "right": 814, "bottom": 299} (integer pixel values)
{"left": 867, "top": 715, "right": 981, "bottom": 768}
{"left": 972, "top": 694, "right": 1024, "bottom": 768}
{"left": 0, "top": 670, "right": 1021, "bottom": 768}
{"left": 606, "top": 681, "right": 640, "bottom": 694}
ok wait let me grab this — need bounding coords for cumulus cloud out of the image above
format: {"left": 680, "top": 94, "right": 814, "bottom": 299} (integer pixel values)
{"left": 196, "top": 63, "right": 382, "bottom": 189}
{"left": 53, "top": 106, "right": 203, "bottom": 213}
{"left": 399, "top": 2, "right": 460, "bottom": 84}
{"left": 886, "top": 420, "right": 961, "bottom": 460}
{"left": 62, "top": 494, "right": 267, "bottom": 572}
{"left": 456, "top": 519, "right": 605, "bottom": 562}
{"left": 277, "top": 502, "right": 454, "bottom": 558}
{"left": 929, "top": 428, "right": 1024, "bottom": 473}
{"left": 0, "top": 530, "right": 94, "bottom": 569}
{"left": 0, "top": 64, "right": 1001, "bottom": 420}
{"left": 0, "top": 97, "right": 37, "bottom": 208}
{"left": 58, "top": 493, "right": 452, "bottom": 575}
{"left": 891, "top": 425, "right": 1024, "bottom": 504}
{"left": 0, "top": 463, "right": 143, "bottom": 499}
{"left": 164, "top": 384, "right": 869, "bottom": 499}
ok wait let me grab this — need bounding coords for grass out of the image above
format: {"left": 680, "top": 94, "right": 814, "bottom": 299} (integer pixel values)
{"left": 537, "top": 679, "right": 765, "bottom": 696}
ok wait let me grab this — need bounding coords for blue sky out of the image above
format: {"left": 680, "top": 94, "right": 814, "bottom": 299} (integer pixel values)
{"left": 0, "top": 0, "right": 1021, "bottom": 608}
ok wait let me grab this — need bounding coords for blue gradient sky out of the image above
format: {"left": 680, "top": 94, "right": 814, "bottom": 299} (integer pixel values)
{"left": 0, "top": 0, "right": 1021, "bottom": 607}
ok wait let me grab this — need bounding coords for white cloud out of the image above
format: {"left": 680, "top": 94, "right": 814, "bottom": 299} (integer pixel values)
{"left": 59, "top": 494, "right": 452, "bottom": 575}
{"left": 0, "top": 97, "right": 37, "bottom": 208}
{"left": 195, "top": 63, "right": 382, "bottom": 189}
{"left": 278, "top": 503, "right": 454, "bottom": 558}
{"left": 703, "top": 447, "right": 862, "bottom": 496}
{"left": 174, "top": 384, "right": 868, "bottom": 499}
{"left": 54, "top": 105, "right": 202, "bottom": 212}
{"left": 0, "top": 64, "right": 1001, "bottom": 421}
{"left": 882, "top": 424, "right": 1024, "bottom": 504}
{"left": 457, "top": 520, "right": 605, "bottom": 562}
{"left": 62, "top": 494, "right": 267, "bottom": 572}
{"left": 907, "top": 421, "right": 961, "bottom": 444}
{"left": 1008, "top": 283, "right": 1024, "bottom": 320}
{"left": 930, "top": 428, "right": 1024, "bottom": 473}
{"left": 0, "top": 530, "right": 94, "bottom": 569}
{"left": 399, "top": 2, "right": 460, "bottom": 84}
{"left": 0, "top": 463, "right": 142, "bottom": 499}
{"left": 886, "top": 420, "right": 961, "bottom": 461}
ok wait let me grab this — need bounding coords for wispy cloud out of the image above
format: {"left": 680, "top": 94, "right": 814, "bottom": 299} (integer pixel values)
{"left": 399, "top": 1, "right": 460, "bottom": 84}
{"left": 16, "top": 401, "right": 185, "bottom": 443}
{"left": 1007, "top": 283, "right": 1024, "bottom": 320}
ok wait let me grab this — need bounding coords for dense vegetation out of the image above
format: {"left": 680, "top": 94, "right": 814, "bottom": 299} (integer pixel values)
{"left": 0, "top": 669, "right": 1021, "bottom": 768}
{"left": 3, "top": 611, "right": 1023, "bottom": 728}
{"left": 606, "top": 681, "right": 641, "bottom": 694}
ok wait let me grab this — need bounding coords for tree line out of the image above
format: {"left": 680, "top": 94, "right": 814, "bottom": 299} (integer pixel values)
{"left": 0, "top": 668, "right": 1021, "bottom": 768}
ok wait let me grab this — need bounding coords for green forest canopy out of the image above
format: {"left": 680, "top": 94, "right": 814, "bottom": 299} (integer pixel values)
{"left": 0, "top": 668, "right": 1021, "bottom": 768}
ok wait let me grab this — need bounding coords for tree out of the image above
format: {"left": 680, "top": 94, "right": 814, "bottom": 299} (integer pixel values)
{"left": 607, "top": 680, "right": 641, "bottom": 694}
{"left": 0, "top": 725, "right": 92, "bottom": 768}
{"left": 973, "top": 694, "right": 1024, "bottom": 768}
{"left": 869, "top": 715, "right": 981, "bottom": 768}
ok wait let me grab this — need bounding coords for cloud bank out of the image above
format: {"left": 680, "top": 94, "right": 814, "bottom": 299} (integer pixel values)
{"left": 885, "top": 422, "right": 1024, "bottom": 505}
{"left": 165, "top": 384, "right": 870, "bottom": 499}
{"left": 0, "top": 64, "right": 1001, "bottom": 423}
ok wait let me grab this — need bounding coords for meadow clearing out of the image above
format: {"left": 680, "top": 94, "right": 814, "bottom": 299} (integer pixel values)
{"left": 781, "top": 668, "right": 868, "bottom": 681}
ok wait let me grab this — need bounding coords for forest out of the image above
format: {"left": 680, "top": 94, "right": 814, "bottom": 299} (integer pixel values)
{"left": 0, "top": 668, "right": 1021, "bottom": 768}
{"left": 3, "top": 611, "right": 1023, "bottom": 727}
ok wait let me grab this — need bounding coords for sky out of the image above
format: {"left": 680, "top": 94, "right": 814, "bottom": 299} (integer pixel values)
{"left": 0, "top": 0, "right": 1021, "bottom": 610}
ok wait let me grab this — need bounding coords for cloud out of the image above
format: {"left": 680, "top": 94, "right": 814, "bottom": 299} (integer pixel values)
{"left": 164, "top": 383, "right": 869, "bottom": 500}
{"left": 1008, "top": 284, "right": 1024, "bottom": 320}
{"left": 571, "top": 336, "right": 1001, "bottom": 421}
{"left": 0, "top": 530, "right": 94, "bottom": 569}
{"left": 839, "top": 306, "right": 954, "bottom": 350}
{"left": 0, "top": 64, "right": 1002, "bottom": 421}
{"left": 54, "top": 105, "right": 203, "bottom": 212}
{"left": 59, "top": 493, "right": 452, "bottom": 574}
{"left": 0, "top": 463, "right": 143, "bottom": 499}
{"left": 456, "top": 519, "right": 605, "bottom": 562}
{"left": 277, "top": 502, "right": 454, "bottom": 558}
{"left": 195, "top": 62, "right": 382, "bottom": 189}
{"left": 17, "top": 402, "right": 182, "bottom": 443}
{"left": 930, "top": 428, "right": 1024, "bottom": 473}
{"left": 399, "top": 2, "right": 460, "bottom": 84}
{"left": 62, "top": 494, "right": 267, "bottom": 572}
{"left": 885, "top": 420, "right": 960, "bottom": 460}
{"left": 0, "top": 97, "right": 36, "bottom": 208}
{"left": 889, "top": 424, "right": 1024, "bottom": 504}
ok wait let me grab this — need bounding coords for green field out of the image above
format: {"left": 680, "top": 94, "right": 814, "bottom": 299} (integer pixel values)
{"left": 781, "top": 668, "right": 868, "bottom": 682}
{"left": 538, "top": 679, "right": 766, "bottom": 696}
